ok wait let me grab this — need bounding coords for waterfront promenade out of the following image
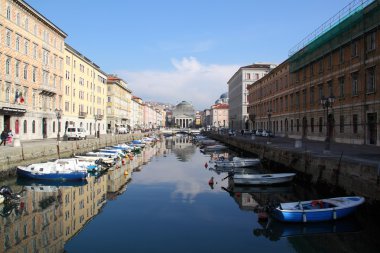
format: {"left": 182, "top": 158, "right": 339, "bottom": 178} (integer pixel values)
{"left": 230, "top": 133, "right": 380, "bottom": 167}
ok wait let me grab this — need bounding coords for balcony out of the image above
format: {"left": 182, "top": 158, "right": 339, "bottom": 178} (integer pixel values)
{"left": 78, "top": 111, "right": 88, "bottom": 118}
{"left": 39, "top": 83, "right": 57, "bottom": 96}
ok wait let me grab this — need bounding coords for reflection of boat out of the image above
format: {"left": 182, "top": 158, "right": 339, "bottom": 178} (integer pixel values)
{"left": 225, "top": 183, "right": 293, "bottom": 194}
{"left": 215, "top": 157, "right": 260, "bottom": 168}
{"left": 233, "top": 173, "right": 296, "bottom": 185}
{"left": 253, "top": 217, "right": 362, "bottom": 241}
{"left": 273, "top": 196, "right": 365, "bottom": 223}
{"left": 17, "top": 177, "right": 88, "bottom": 187}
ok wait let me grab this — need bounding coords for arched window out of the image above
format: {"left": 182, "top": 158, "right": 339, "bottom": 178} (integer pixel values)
{"left": 23, "top": 120, "right": 27, "bottom": 134}
{"left": 23, "top": 64, "right": 28, "bottom": 80}
{"left": 15, "top": 61, "right": 20, "bottom": 77}
{"left": 15, "top": 36, "right": 20, "bottom": 51}
{"left": 32, "top": 120, "right": 35, "bottom": 133}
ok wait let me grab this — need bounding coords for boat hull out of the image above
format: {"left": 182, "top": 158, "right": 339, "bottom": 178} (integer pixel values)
{"left": 17, "top": 167, "right": 87, "bottom": 181}
{"left": 273, "top": 196, "right": 365, "bottom": 223}
{"left": 215, "top": 159, "right": 260, "bottom": 168}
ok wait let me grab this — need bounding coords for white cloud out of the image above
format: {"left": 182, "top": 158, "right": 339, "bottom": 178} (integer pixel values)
{"left": 119, "top": 57, "right": 239, "bottom": 110}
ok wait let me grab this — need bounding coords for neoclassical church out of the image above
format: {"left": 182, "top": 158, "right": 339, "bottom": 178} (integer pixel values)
{"left": 173, "top": 101, "right": 195, "bottom": 128}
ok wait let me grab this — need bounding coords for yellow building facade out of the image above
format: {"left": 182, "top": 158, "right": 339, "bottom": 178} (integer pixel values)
{"left": 63, "top": 44, "right": 107, "bottom": 136}
{"left": 0, "top": 0, "right": 66, "bottom": 140}
{"left": 107, "top": 75, "right": 132, "bottom": 133}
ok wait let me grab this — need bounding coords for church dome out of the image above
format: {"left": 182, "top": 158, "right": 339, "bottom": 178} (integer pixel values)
{"left": 174, "top": 101, "right": 195, "bottom": 116}
{"left": 220, "top": 92, "right": 228, "bottom": 99}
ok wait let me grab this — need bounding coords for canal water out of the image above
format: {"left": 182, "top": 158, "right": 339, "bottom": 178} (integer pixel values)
{"left": 0, "top": 136, "right": 379, "bottom": 252}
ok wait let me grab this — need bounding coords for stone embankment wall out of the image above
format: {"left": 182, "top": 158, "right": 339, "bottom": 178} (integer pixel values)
{"left": 208, "top": 133, "right": 380, "bottom": 201}
{"left": 0, "top": 134, "right": 144, "bottom": 178}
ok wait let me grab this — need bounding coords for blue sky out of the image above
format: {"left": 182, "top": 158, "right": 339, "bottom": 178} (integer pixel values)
{"left": 26, "top": 0, "right": 351, "bottom": 110}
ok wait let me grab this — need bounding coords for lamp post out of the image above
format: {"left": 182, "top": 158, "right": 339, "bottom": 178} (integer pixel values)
{"left": 94, "top": 114, "right": 101, "bottom": 138}
{"left": 267, "top": 109, "right": 272, "bottom": 144}
{"left": 55, "top": 108, "right": 62, "bottom": 141}
{"left": 320, "top": 95, "right": 335, "bottom": 152}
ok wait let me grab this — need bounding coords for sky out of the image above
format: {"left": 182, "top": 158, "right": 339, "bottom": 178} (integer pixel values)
{"left": 25, "top": 0, "right": 352, "bottom": 110}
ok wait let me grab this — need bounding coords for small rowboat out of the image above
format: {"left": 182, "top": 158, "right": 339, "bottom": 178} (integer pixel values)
{"left": 233, "top": 173, "right": 296, "bottom": 185}
{"left": 272, "top": 196, "right": 365, "bottom": 223}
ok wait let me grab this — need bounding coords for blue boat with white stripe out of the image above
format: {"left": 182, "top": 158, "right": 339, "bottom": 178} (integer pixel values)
{"left": 272, "top": 196, "right": 365, "bottom": 223}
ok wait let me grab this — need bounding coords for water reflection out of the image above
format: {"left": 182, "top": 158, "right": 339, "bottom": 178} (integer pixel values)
{"left": 165, "top": 135, "right": 195, "bottom": 162}
{"left": 0, "top": 143, "right": 159, "bottom": 253}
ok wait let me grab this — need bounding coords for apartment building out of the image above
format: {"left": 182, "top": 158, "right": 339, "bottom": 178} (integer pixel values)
{"left": 228, "top": 63, "right": 276, "bottom": 131}
{"left": 106, "top": 75, "right": 132, "bottom": 133}
{"left": 0, "top": 0, "right": 66, "bottom": 140}
{"left": 63, "top": 44, "right": 107, "bottom": 137}
{"left": 131, "top": 96, "right": 143, "bottom": 130}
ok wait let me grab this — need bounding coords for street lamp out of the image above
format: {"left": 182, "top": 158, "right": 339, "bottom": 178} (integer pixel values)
{"left": 267, "top": 109, "right": 272, "bottom": 143}
{"left": 55, "top": 108, "right": 62, "bottom": 141}
{"left": 320, "top": 95, "right": 335, "bottom": 152}
{"left": 94, "top": 114, "right": 101, "bottom": 138}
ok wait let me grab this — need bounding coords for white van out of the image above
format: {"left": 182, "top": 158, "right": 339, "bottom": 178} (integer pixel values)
{"left": 66, "top": 127, "right": 87, "bottom": 140}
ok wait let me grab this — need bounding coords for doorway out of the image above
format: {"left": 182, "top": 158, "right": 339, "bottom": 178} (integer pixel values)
{"left": 368, "top": 113, "right": 377, "bottom": 145}
{"left": 42, "top": 118, "right": 47, "bottom": 138}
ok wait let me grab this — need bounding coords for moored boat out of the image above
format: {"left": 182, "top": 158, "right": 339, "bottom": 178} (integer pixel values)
{"left": 272, "top": 196, "right": 365, "bottom": 223}
{"left": 233, "top": 173, "right": 296, "bottom": 185}
{"left": 17, "top": 161, "right": 87, "bottom": 181}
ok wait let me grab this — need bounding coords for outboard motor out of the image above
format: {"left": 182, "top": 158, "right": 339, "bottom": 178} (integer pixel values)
{"left": 0, "top": 186, "right": 21, "bottom": 200}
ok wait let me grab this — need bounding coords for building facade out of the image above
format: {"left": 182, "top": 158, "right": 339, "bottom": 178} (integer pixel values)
{"left": 63, "top": 44, "right": 107, "bottom": 137}
{"left": 228, "top": 63, "right": 276, "bottom": 131}
{"left": 172, "top": 101, "right": 195, "bottom": 128}
{"left": 248, "top": 0, "right": 380, "bottom": 145}
{"left": 0, "top": 0, "right": 66, "bottom": 140}
{"left": 131, "top": 96, "right": 143, "bottom": 131}
{"left": 211, "top": 103, "right": 229, "bottom": 129}
{"left": 106, "top": 75, "right": 132, "bottom": 133}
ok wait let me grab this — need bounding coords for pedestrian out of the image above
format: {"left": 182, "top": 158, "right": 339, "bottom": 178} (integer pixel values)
{"left": 7, "top": 129, "right": 13, "bottom": 144}
{"left": 0, "top": 130, "right": 7, "bottom": 146}
{"left": 241, "top": 129, "right": 244, "bottom": 135}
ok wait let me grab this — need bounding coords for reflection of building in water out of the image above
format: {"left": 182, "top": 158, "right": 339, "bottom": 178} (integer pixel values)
{"left": 233, "top": 192, "right": 259, "bottom": 211}
{"left": 107, "top": 166, "right": 132, "bottom": 200}
{"left": 62, "top": 175, "right": 107, "bottom": 242}
{"left": 171, "top": 136, "right": 195, "bottom": 162}
{"left": 0, "top": 185, "right": 64, "bottom": 252}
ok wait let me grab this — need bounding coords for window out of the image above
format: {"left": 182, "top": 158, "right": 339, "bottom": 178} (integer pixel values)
{"left": 302, "top": 89, "right": 306, "bottom": 109}
{"left": 246, "top": 73, "right": 250, "bottom": 80}
{"left": 15, "top": 61, "right": 19, "bottom": 78}
{"left": 5, "top": 86, "right": 10, "bottom": 102}
{"left": 327, "top": 54, "right": 332, "bottom": 70}
{"left": 327, "top": 80, "right": 333, "bottom": 96}
{"left": 32, "top": 67, "right": 36, "bottom": 82}
{"left": 33, "top": 43, "right": 37, "bottom": 59}
{"left": 23, "top": 64, "right": 28, "bottom": 80}
{"left": 319, "top": 117, "right": 323, "bottom": 133}
{"left": 6, "top": 58, "right": 11, "bottom": 75}
{"left": 318, "top": 84, "right": 323, "bottom": 100}
{"left": 25, "top": 18, "right": 29, "bottom": 31}
{"left": 32, "top": 120, "right": 35, "bottom": 134}
{"left": 351, "top": 72, "right": 359, "bottom": 96}
{"left": 351, "top": 41, "right": 358, "bottom": 57}
{"left": 366, "top": 67, "right": 375, "bottom": 93}
{"left": 65, "top": 101, "right": 69, "bottom": 112}
{"left": 310, "top": 86, "right": 314, "bottom": 105}
{"left": 339, "top": 77, "right": 345, "bottom": 98}
{"left": 310, "top": 63, "right": 314, "bottom": 76}
{"left": 296, "top": 119, "right": 300, "bottom": 132}
{"left": 353, "top": 114, "right": 358, "bottom": 134}
{"left": 66, "top": 56, "right": 70, "bottom": 65}
{"left": 16, "top": 13, "right": 20, "bottom": 25}
{"left": 340, "top": 115, "right": 344, "bottom": 133}
{"left": 366, "top": 31, "right": 376, "bottom": 52}
{"left": 16, "top": 36, "right": 20, "bottom": 51}
{"left": 24, "top": 40, "right": 29, "bottom": 55}
{"left": 339, "top": 47, "right": 344, "bottom": 63}
{"left": 6, "top": 6, "right": 11, "bottom": 20}
{"left": 311, "top": 118, "right": 314, "bottom": 132}
{"left": 318, "top": 59, "right": 323, "bottom": 73}
{"left": 6, "top": 30, "right": 11, "bottom": 47}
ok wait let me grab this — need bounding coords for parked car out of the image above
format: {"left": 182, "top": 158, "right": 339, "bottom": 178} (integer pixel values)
{"left": 66, "top": 127, "right": 87, "bottom": 140}
{"left": 262, "top": 130, "right": 274, "bottom": 137}
{"left": 255, "top": 129, "right": 263, "bottom": 136}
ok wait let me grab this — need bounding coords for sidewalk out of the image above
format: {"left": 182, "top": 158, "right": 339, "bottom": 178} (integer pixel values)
{"left": 228, "top": 133, "right": 380, "bottom": 166}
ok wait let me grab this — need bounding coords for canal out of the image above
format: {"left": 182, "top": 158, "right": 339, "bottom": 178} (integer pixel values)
{"left": 0, "top": 136, "right": 379, "bottom": 252}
